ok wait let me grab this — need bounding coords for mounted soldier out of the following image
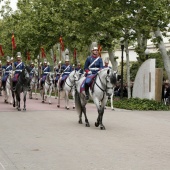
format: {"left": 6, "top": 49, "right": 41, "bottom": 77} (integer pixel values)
{"left": 1, "top": 56, "right": 12, "bottom": 91}
{"left": 39, "top": 58, "right": 51, "bottom": 90}
{"left": 84, "top": 46, "right": 103, "bottom": 100}
{"left": 0, "top": 60, "right": 2, "bottom": 96}
{"left": 59, "top": 52, "right": 73, "bottom": 90}
{"left": 29, "top": 61, "right": 35, "bottom": 79}
{"left": 12, "top": 52, "right": 25, "bottom": 91}
{"left": 103, "top": 57, "right": 112, "bottom": 69}
{"left": 75, "top": 62, "right": 83, "bottom": 78}
{"left": 54, "top": 61, "right": 62, "bottom": 87}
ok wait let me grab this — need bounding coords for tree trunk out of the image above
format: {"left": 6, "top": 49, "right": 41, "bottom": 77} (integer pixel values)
{"left": 154, "top": 28, "right": 170, "bottom": 81}
{"left": 108, "top": 49, "right": 118, "bottom": 71}
{"left": 125, "top": 40, "right": 131, "bottom": 98}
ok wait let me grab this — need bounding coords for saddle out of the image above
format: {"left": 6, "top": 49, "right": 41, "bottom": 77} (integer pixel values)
{"left": 80, "top": 75, "right": 97, "bottom": 93}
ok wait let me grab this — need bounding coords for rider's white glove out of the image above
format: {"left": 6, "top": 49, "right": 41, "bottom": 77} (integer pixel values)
{"left": 88, "top": 71, "right": 92, "bottom": 74}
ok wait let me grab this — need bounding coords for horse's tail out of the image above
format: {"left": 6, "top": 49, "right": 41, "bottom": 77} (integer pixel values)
{"left": 75, "top": 89, "right": 82, "bottom": 115}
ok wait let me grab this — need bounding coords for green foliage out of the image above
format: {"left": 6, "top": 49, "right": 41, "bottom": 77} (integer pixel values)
{"left": 113, "top": 97, "right": 169, "bottom": 111}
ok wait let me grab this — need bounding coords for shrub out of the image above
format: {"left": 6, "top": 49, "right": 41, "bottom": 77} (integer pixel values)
{"left": 112, "top": 97, "right": 170, "bottom": 111}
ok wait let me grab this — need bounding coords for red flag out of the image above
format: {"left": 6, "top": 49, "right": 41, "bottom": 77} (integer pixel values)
{"left": 98, "top": 44, "right": 102, "bottom": 57}
{"left": 27, "top": 51, "right": 31, "bottom": 60}
{"left": 12, "top": 33, "right": 16, "bottom": 50}
{"left": 73, "top": 48, "right": 77, "bottom": 60}
{"left": 41, "top": 47, "right": 46, "bottom": 58}
{"left": 0, "top": 45, "right": 4, "bottom": 56}
{"left": 59, "top": 36, "right": 64, "bottom": 51}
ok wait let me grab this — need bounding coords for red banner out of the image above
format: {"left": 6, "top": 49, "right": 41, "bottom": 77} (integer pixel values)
{"left": 0, "top": 45, "right": 4, "bottom": 56}
{"left": 98, "top": 44, "right": 102, "bottom": 57}
{"left": 73, "top": 48, "right": 77, "bottom": 60}
{"left": 41, "top": 47, "right": 46, "bottom": 58}
{"left": 59, "top": 36, "right": 64, "bottom": 51}
{"left": 12, "top": 33, "right": 16, "bottom": 50}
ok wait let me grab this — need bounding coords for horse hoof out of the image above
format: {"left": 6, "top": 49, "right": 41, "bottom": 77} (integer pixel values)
{"left": 95, "top": 122, "right": 99, "bottom": 127}
{"left": 13, "top": 104, "right": 15, "bottom": 107}
{"left": 49, "top": 103, "right": 51, "bottom": 105}
{"left": 18, "top": 108, "right": 21, "bottom": 111}
{"left": 73, "top": 106, "right": 75, "bottom": 109}
{"left": 57, "top": 105, "right": 60, "bottom": 108}
{"left": 100, "top": 126, "right": 106, "bottom": 130}
{"left": 78, "top": 120, "right": 83, "bottom": 124}
{"left": 85, "top": 123, "right": 90, "bottom": 127}
{"left": 112, "top": 108, "right": 115, "bottom": 111}
{"left": 36, "top": 98, "right": 38, "bottom": 100}
{"left": 42, "top": 101, "right": 44, "bottom": 103}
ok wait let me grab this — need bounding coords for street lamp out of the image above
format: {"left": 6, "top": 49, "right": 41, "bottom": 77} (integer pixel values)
{"left": 145, "top": 48, "right": 150, "bottom": 60}
{"left": 120, "top": 37, "right": 125, "bottom": 99}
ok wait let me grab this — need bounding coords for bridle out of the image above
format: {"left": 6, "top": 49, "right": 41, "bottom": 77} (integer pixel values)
{"left": 45, "top": 73, "right": 53, "bottom": 86}
{"left": 31, "top": 70, "right": 38, "bottom": 84}
{"left": 65, "top": 70, "right": 78, "bottom": 91}
{"left": 94, "top": 68, "right": 113, "bottom": 101}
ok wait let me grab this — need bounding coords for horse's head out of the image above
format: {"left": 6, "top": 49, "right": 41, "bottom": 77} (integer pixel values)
{"left": 46, "top": 72, "right": 54, "bottom": 85}
{"left": 98, "top": 68, "right": 117, "bottom": 98}
{"left": 33, "top": 68, "right": 38, "bottom": 77}
{"left": 23, "top": 66, "right": 30, "bottom": 80}
{"left": 69, "top": 70, "right": 79, "bottom": 83}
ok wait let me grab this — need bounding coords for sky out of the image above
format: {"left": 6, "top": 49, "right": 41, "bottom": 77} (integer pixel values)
{"left": 10, "top": 0, "right": 18, "bottom": 11}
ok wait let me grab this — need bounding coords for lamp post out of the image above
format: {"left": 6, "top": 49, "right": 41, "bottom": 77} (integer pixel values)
{"left": 120, "top": 37, "right": 124, "bottom": 99}
{"left": 145, "top": 48, "right": 150, "bottom": 60}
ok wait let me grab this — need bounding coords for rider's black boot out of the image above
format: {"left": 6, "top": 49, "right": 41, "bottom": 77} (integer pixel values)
{"left": 60, "top": 80, "right": 63, "bottom": 91}
{"left": 85, "top": 83, "right": 89, "bottom": 100}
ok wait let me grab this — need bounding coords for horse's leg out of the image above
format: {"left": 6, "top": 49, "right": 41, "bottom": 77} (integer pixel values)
{"left": 35, "top": 84, "right": 38, "bottom": 100}
{"left": 16, "top": 93, "right": 21, "bottom": 111}
{"left": 57, "top": 88, "right": 60, "bottom": 107}
{"left": 111, "top": 93, "right": 114, "bottom": 110}
{"left": 72, "top": 89, "right": 75, "bottom": 109}
{"left": 82, "top": 106, "right": 90, "bottom": 127}
{"left": 44, "top": 85, "right": 48, "bottom": 101}
{"left": 95, "top": 106, "right": 105, "bottom": 130}
{"left": 12, "top": 91, "right": 16, "bottom": 107}
{"left": 64, "top": 91, "right": 69, "bottom": 109}
{"left": 41, "top": 86, "right": 45, "bottom": 103}
{"left": 48, "top": 87, "right": 52, "bottom": 104}
{"left": 9, "top": 89, "right": 12, "bottom": 104}
{"left": 23, "top": 91, "right": 27, "bottom": 111}
{"left": 4, "top": 89, "right": 7, "bottom": 103}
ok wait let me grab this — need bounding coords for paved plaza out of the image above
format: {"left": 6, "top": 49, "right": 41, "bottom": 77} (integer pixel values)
{"left": 0, "top": 93, "right": 170, "bottom": 170}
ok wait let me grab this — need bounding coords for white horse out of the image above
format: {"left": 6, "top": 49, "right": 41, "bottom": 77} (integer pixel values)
{"left": 4, "top": 70, "right": 14, "bottom": 104}
{"left": 75, "top": 68, "right": 117, "bottom": 130}
{"left": 41, "top": 72, "right": 54, "bottom": 104}
{"left": 29, "top": 68, "right": 39, "bottom": 100}
{"left": 57, "top": 70, "right": 80, "bottom": 109}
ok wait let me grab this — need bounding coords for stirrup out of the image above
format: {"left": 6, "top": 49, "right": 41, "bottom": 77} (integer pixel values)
{"left": 28, "top": 86, "right": 31, "bottom": 91}
{"left": 85, "top": 95, "right": 89, "bottom": 100}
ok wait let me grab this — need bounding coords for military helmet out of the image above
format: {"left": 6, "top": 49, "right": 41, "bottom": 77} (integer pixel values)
{"left": 104, "top": 57, "right": 109, "bottom": 63}
{"left": 65, "top": 55, "right": 69, "bottom": 62}
{"left": 6, "top": 56, "right": 11, "bottom": 62}
{"left": 44, "top": 58, "right": 47, "bottom": 63}
{"left": 17, "top": 52, "right": 22, "bottom": 58}
{"left": 92, "top": 47, "right": 98, "bottom": 51}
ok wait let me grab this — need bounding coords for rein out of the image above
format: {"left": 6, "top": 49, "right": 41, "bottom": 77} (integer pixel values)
{"left": 93, "top": 69, "right": 113, "bottom": 101}
{"left": 45, "top": 74, "right": 53, "bottom": 86}
{"left": 65, "top": 71, "right": 77, "bottom": 92}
